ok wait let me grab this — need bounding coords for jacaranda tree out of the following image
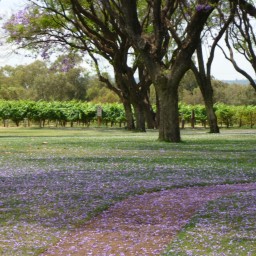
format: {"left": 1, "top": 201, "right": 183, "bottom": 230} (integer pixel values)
{"left": 3, "top": 0, "right": 256, "bottom": 141}
{"left": 3, "top": 0, "right": 157, "bottom": 131}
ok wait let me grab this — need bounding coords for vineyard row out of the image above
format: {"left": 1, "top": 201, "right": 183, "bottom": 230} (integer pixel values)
{"left": 0, "top": 100, "right": 255, "bottom": 128}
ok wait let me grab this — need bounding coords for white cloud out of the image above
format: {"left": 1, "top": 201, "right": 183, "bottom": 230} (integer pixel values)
{"left": 0, "top": 0, "right": 27, "bottom": 18}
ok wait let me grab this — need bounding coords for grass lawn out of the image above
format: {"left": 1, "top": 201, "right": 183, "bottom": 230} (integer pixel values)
{"left": 163, "top": 191, "right": 256, "bottom": 256}
{"left": 0, "top": 127, "right": 255, "bottom": 255}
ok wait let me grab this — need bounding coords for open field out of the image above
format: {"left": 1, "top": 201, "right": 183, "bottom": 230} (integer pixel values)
{"left": 0, "top": 127, "right": 255, "bottom": 255}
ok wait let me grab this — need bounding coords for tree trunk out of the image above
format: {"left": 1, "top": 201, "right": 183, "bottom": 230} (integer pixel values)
{"left": 123, "top": 100, "right": 135, "bottom": 130}
{"left": 156, "top": 78, "right": 181, "bottom": 142}
{"left": 143, "top": 105, "right": 156, "bottom": 129}
{"left": 191, "top": 110, "right": 195, "bottom": 128}
{"left": 200, "top": 80, "right": 219, "bottom": 133}
{"left": 133, "top": 102, "right": 146, "bottom": 132}
{"left": 205, "top": 100, "right": 219, "bottom": 133}
{"left": 155, "top": 90, "right": 160, "bottom": 129}
{"left": 191, "top": 62, "right": 219, "bottom": 133}
{"left": 142, "top": 96, "right": 156, "bottom": 129}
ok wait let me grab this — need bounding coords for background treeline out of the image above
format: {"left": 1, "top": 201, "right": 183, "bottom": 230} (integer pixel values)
{"left": 178, "top": 71, "right": 256, "bottom": 106}
{"left": 0, "top": 60, "right": 119, "bottom": 103}
{"left": 0, "top": 100, "right": 255, "bottom": 129}
{"left": 0, "top": 61, "right": 255, "bottom": 106}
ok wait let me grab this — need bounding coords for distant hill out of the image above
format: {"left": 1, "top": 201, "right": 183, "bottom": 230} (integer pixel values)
{"left": 221, "top": 79, "right": 253, "bottom": 85}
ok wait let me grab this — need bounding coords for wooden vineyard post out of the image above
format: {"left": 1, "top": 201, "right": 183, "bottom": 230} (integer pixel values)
{"left": 97, "top": 106, "right": 102, "bottom": 127}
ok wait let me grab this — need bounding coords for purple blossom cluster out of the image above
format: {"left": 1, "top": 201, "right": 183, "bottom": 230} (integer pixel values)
{"left": 60, "top": 57, "right": 76, "bottom": 72}
{"left": 2, "top": 8, "right": 31, "bottom": 43}
{"left": 13, "top": 8, "right": 30, "bottom": 25}
{"left": 3, "top": 7, "right": 43, "bottom": 47}
{"left": 49, "top": 54, "right": 77, "bottom": 72}
{"left": 41, "top": 48, "right": 50, "bottom": 60}
{"left": 4, "top": 8, "right": 30, "bottom": 29}
{"left": 196, "top": 4, "right": 213, "bottom": 12}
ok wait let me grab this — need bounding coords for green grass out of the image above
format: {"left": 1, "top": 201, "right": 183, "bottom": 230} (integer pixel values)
{"left": 0, "top": 127, "right": 255, "bottom": 255}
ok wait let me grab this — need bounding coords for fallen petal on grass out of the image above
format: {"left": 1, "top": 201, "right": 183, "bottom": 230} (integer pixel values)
{"left": 43, "top": 183, "right": 256, "bottom": 256}
{"left": 0, "top": 128, "right": 255, "bottom": 255}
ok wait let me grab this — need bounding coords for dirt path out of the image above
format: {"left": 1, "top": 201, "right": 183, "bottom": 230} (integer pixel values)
{"left": 42, "top": 183, "right": 256, "bottom": 256}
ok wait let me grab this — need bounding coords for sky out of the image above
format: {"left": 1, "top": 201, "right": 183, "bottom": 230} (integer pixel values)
{"left": 0, "top": 0, "right": 254, "bottom": 81}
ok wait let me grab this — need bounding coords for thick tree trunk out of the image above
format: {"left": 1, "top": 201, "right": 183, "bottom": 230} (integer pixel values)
{"left": 191, "top": 55, "right": 219, "bottom": 133}
{"left": 191, "top": 110, "right": 195, "bottom": 128}
{"left": 155, "top": 90, "right": 160, "bottom": 129}
{"left": 156, "top": 78, "right": 181, "bottom": 142}
{"left": 199, "top": 80, "right": 219, "bottom": 133}
{"left": 133, "top": 102, "right": 146, "bottom": 132}
{"left": 115, "top": 66, "right": 150, "bottom": 132}
{"left": 205, "top": 100, "right": 219, "bottom": 133}
{"left": 123, "top": 100, "right": 135, "bottom": 130}
{"left": 142, "top": 96, "right": 156, "bottom": 129}
{"left": 143, "top": 105, "right": 156, "bottom": 129}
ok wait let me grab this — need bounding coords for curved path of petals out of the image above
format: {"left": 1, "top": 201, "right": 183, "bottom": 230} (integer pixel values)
{"left": 42, "top": 183, "right": 256, "bottom": 256}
